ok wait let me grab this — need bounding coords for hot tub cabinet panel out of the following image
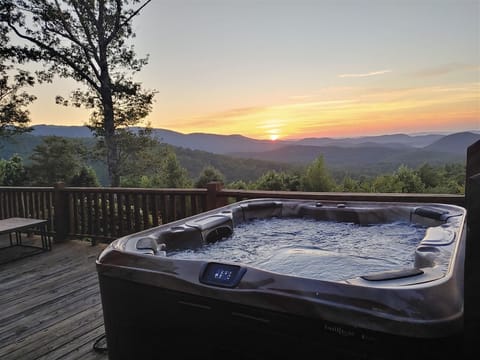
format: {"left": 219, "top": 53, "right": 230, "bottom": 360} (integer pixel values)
{"left": 96, "top": 199, "right": 466, "bottom": 360}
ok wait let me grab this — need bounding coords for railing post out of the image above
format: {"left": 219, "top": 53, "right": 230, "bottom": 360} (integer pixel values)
{"left": 206, "top": 182, "right": 226, "bottom": 210}
{"left": 465, "top": 140, "right": 480, "bottom": 357}
{"left": 54, "top": 182, "right": 68, "bottom": 242}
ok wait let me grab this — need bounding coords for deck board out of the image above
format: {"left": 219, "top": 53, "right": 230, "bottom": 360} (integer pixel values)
{"left": 0, "top": 239, "right": 108, "bottom": 360}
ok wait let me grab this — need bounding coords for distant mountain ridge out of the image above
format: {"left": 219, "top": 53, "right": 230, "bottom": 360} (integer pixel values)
{"left": 30, "top": 124, "right": 479, "bottom": 155}
{"left": 31, "top": 125, "right": 93, "bottom": 138}
{"left": 230, "top": 132, "right": 480, "bottom": 168}
{"left": 293, "top": 133, "right": 445, "bottom": 148}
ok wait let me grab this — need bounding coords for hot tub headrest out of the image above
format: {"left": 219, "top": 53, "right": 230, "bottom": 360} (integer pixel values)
{"left": 242, "top": 201, "right": 282, "bottom": 211}
{"left": 241, "top": 201, "right": 283, "bottom": 220}
{"left": 136, "top": 237, "right": 165, "bottom": 254}
{"left": 414, "top": 207, "right": 449, "bottom": 221}
{"left": 185, "top": 215, "right": 233, "bottom": 244}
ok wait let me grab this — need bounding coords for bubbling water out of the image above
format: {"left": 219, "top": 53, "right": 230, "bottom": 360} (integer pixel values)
{"left": 168, "top": 217, "right": 426, "bottom": 281}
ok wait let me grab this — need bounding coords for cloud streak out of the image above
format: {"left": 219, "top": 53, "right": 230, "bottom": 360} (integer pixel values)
{"left": 411, "top": 63, "right": 479, "bottom": 78}
{"left": 339, "top": 70, "right": 392, "bottom": 78}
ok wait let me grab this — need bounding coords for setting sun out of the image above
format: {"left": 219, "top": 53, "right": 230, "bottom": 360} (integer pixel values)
{"left": 270, "top": 134, "right": 279, "bottom": 141}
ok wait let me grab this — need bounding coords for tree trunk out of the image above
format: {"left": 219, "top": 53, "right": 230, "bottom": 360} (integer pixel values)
{"left": 99, "top": 67, "right": 120, "bottom": 187}
{"left": 98, "top": 9, "right": 120, "bottom": 188}
{"left": 103, "top": 95, "right": 120, "bottom": 187}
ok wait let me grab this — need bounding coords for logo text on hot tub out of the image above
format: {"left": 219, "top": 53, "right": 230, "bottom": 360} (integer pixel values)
{"left": 323, "top": 324, "right": 355, "bottom": 337}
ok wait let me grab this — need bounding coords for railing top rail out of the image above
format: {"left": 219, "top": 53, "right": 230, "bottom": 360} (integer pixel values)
{"left": 0, "top": 186, "right": 54, "bottom": 191}
{"left": 62, "top": 187, "right": 207, "bottom": 195}
{"left": 219, "top": 189, "right": 464, "bottom": 205}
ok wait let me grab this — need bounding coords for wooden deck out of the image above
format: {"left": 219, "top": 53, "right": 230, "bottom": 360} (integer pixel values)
{"left": 0, "top": 239, "right": 108, "bottom": 360}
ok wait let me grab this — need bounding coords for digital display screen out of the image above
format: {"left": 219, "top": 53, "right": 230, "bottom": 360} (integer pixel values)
{"left": 214, "top": 269, "right": 234, "bottom": 282}
{"left": 200, "top": 263, "right": 245, "bottom": 288}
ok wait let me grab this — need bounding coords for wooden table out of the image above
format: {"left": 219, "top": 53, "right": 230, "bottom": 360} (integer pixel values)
{"left": 0, "top": 217, "right": 52, "bottom": 252}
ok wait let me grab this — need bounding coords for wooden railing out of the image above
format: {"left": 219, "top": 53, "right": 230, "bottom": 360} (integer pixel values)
{"left": 58, "top": 185, "right": 208, "bottom": 241}
{"left": 0, "top": 182, "right": 465, "bottom": 242}
{"left": 0, "top": 187, "right": 55, "bottom": 233}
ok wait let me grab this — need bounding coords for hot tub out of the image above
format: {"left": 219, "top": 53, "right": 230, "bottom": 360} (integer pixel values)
{"left": 96, "top": 199, "right": 466, "bottom": 359}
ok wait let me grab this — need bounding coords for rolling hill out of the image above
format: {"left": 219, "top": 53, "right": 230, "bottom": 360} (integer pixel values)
{"left": 423, "top": 132, "right": 480, "bottom": 155}
{"left": 229, "top": 132, "right": 479, "bottom": 172}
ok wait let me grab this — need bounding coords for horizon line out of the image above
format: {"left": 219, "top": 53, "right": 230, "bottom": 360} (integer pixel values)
{"left": 28, "top": 123, "right": 479, "bottom": 141}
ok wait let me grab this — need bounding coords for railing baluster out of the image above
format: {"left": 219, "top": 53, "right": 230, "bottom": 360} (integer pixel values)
{"left": 134, "top": 193, "right": 141, "bottom": 232}
{"left": 86, "top": 192, "right": 93, "bottom": 236}
{"left": 108, "top": 192, "right": 115, "bottom": 238}
{"left": 100, "top": 192, "right": 108, "bottom": 238}
{"left": 159, "top": 194, "right": 167, "bottom": 224}
{"left": 125, "top": 193, "right": 132, "bottom": 234}
{"left": 46, "top": 191, "right": 53, "bottom": 233}
{"left": 118, "top": 192, "right": 124, "bottom": 236}
{"left": 152, "top": 194, "right": 159, "bottom": 227}
{"left": 167, "top": 195, "right": 175, "bottom": 222}
{"left": 142, "top": 193, "right": 150, "bottom": 229}
{"left": 80, "top": 192, "right": 86, "bottom": 236}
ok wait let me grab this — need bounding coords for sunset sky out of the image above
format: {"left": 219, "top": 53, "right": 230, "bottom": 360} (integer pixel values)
{"left": 25, "top": 0, "right": 479, "bottom": 140}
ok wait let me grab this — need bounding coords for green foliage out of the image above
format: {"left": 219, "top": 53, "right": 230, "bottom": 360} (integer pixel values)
{"left": 227, "top": 180, "right": 250, "bottom": 190}
{"left": 105, "top": 128, "right": 166, "bottom": 184}
{"left": 195, "top": 166, "right": 225, "bottom": 188}
{"left": 425, "top": 163, "right": 465, "bottom": 194}
{"left": 69, "top": 166, "right": 100, "bottom": 187}
{"left": 27, "top": 136, "right": 88, "bottom": 186}
{"left": 0, "top": 154, "right": 26, "bottom": 185}
{"left": 254, "top": 170, "right": 302, "bottom": 191}
{"left": 302, "top": 155, "right": 336, "bottom": 192}
{"left": 174, "top": 147, "right": 296, "bottom": 183}
{"left": 356, "top": 163, "right": 464, "bottom": 194}
{"left": 417, "top": 163, "right": 439, "bottom": 188}
{"left": 394, "top": 165, "right": 425, "bottom": 193}
{"left": 371, "top": 174, "right": 403, "bottom": 193}
{"left": 122, "top": 149, "right": 192, "bottom": 188}
{"left": 0, "top": 25, "right": 35, "bottom": 138}
{"left": 339, "top": 176, "right": 363, "bottom": 192}
{"left": 160, "top": 152, "right": 192, "bottom": 188}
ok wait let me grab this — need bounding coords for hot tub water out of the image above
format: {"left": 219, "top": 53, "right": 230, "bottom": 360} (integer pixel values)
{"left": 169, "top": 217, "right": 427, "bottom": 281}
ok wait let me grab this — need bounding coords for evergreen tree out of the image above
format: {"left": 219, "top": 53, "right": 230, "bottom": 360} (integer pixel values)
{"left": 394, "top": 165, "right": 425, "bottom": 193}
{"left": 195, "top": 166, "right": 225, "bottom": 188}
{"left": 254, "top": 170, "right": 301, "bottom": 191}
{"left": 27, "top": 136, "right": 87, "bottom": 185}
{"left": 0, "top": 154, "right": 26, "bottom": 185}
{"left": 161, "top": 152, "right": 191, "bottom": 188}
{"left": 302, "top": 155, "right": 335, "bottom": 192}
{"left": 69, "top": 166, "right": 100, "bottom": 187}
